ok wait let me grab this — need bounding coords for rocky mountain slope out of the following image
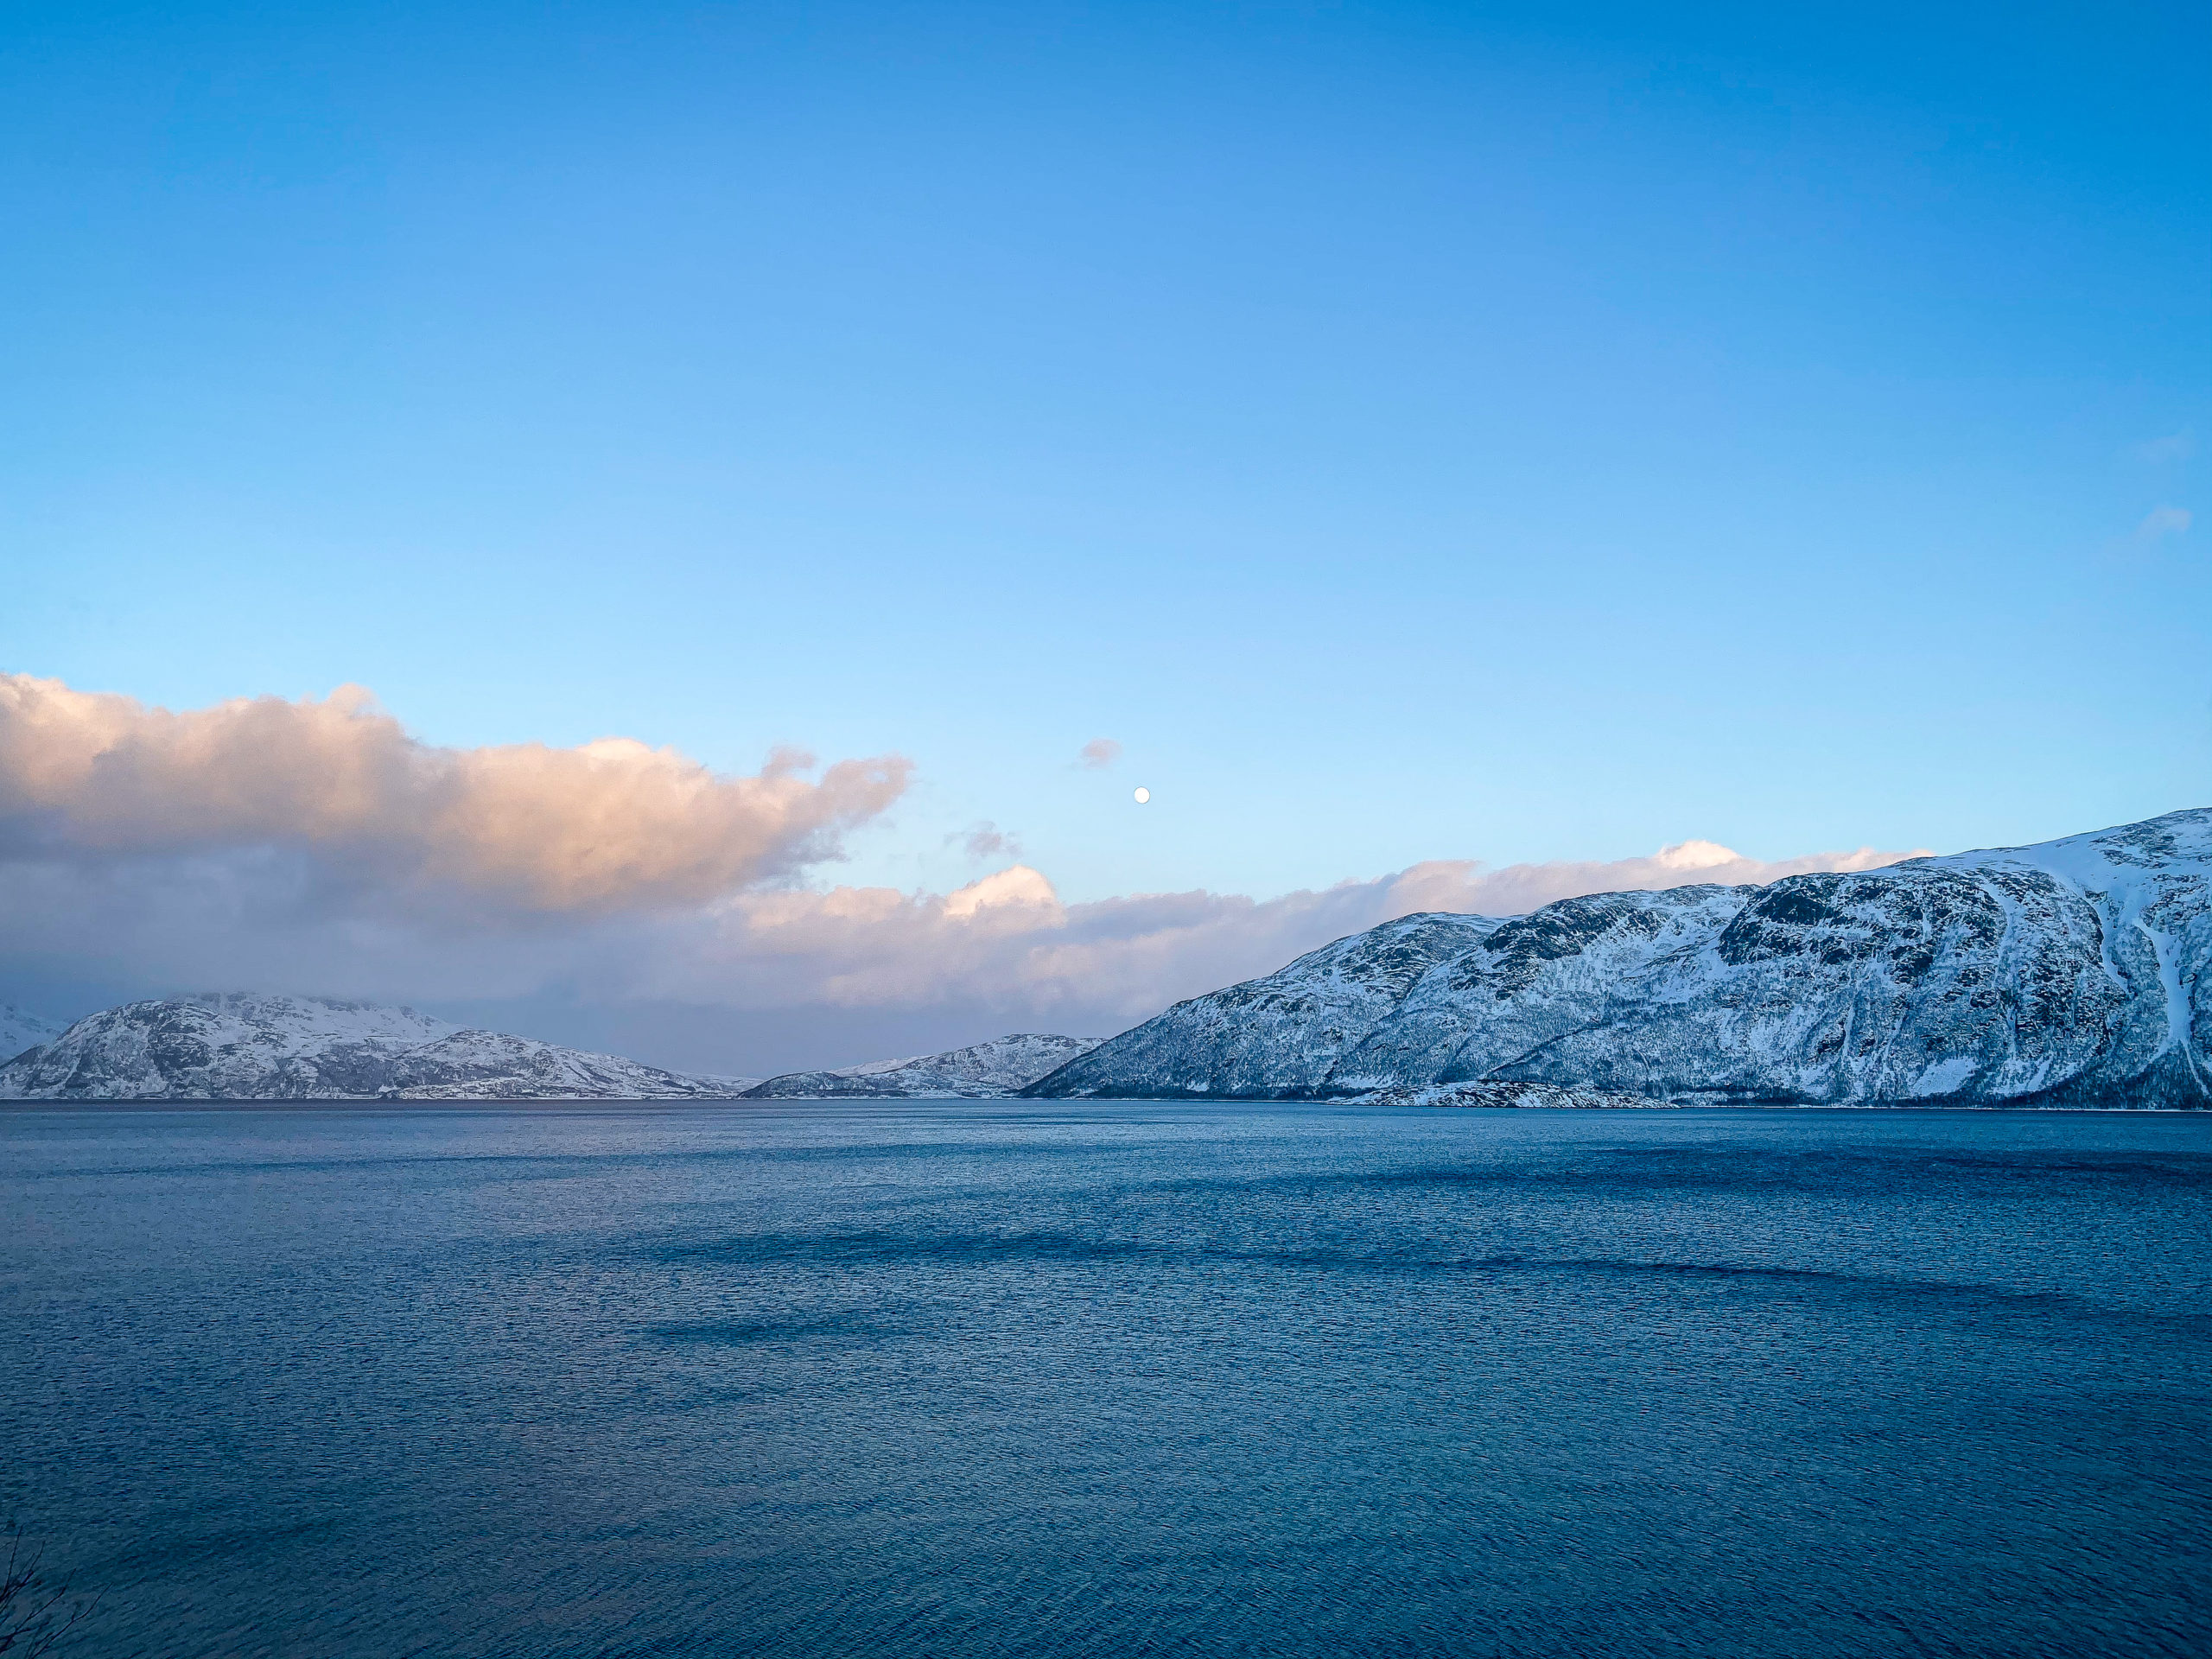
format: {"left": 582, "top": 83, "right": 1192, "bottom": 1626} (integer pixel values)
{"left": 1, "top": 1004, "right": 64, "bottom": 1065}
{"left": 745, "top": 1033, "right": 1103, "bottom": 1097}
{"left": 0, "top": 995, "right": 741, "bottom": 1101}
{"left": 1029, "top": 809, "right": 2212, "bottom": 1109}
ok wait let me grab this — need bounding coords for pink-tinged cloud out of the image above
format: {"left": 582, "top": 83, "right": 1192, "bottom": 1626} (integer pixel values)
{"left": 1078, "top": 738, "right": 1122, "bottom": 769}
{"left": 0, "top": 674, "right": 910, "bottom": 912}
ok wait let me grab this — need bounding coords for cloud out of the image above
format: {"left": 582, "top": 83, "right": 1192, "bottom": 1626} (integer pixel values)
{"left": 673, "top": 839, "right": 1919, "bottom": 1026}
{"left": 2134, "top": 505, "right": 2192, "bottom": 543}
{"left": 951, "top": 821, "right": 1020, "bottom": 861}
{"left": 0, "top": 673, "right": 910, "bottom": 912}
{"left": 939, "top": 864, "right": 1064, "bottom": 921}
{"left": 2139, "top": 430, "right": 2194, "bottom": 465}
{"left": 0, "top": 673, "right": 1925, "bottom": 1072}
{"left": 1375, "top": 840, "right": 1910, "bottom": 920}
{"left": 1077, "top": 738, "right": 1122, "bottom": 769}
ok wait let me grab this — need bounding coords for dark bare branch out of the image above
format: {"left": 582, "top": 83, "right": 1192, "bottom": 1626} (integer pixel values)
{"left": 0, "top": 1526, "right": 95, "bottom": 1658}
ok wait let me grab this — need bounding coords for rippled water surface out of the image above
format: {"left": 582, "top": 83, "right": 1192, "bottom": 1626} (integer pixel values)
{"left": 3, "top": 1103, "right": 2209, "bottom": 1657}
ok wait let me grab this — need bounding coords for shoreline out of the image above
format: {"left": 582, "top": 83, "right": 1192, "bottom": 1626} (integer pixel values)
{"left": 0, "top": 1096, "right": 2202, "bottom": 1115}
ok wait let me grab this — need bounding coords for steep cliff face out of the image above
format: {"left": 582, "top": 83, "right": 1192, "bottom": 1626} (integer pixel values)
{"left": 0, "top": 994, "right": 734, "bottom": 1100}
{"left": 1029, "top": 810, "right": 2211, "bottom": 1108}
{"left": 745, "top": 1033, "right": 1103, "bottom": 1098}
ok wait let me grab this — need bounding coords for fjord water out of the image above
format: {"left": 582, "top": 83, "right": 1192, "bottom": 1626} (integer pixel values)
{"left": 3, "top": 1106, "right": 2208, "bottom": 1657}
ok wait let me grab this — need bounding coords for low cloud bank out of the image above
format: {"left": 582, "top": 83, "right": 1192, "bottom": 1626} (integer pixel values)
{"left": 652, "top": 840, "right": 1912, "bottom": 1030}
{"left": 0, "top": 674, "right": 1920, "bottom": 1072}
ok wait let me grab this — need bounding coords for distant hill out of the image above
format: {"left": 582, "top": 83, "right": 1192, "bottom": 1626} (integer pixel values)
{"left": 0, "top": 994, "right": 747, "bottom": 1101}
{"left": 745, "top": 1033, "right": 1103, "bottom": 1098}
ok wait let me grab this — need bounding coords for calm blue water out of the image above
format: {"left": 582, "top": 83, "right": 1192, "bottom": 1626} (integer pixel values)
{"left": 3, "top": 1103, "right": 2209, "bottom": 1658}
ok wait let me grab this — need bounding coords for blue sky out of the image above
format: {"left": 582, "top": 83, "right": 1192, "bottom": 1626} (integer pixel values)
{"left": 5, "top": 0, "right": 2206, "bottom": 910}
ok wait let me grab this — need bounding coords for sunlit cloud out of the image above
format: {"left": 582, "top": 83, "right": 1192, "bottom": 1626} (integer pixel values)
{"left": 0, "top": 673, "right": 910, "bottom": 912}
{"left": 1078, "top": 738, "right": 1122, "bottom": 769}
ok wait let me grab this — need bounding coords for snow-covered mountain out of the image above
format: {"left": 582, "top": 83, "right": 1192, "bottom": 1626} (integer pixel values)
{"left": 745, "top": 1033, "right": 1103, "bottom": 1097}
{"left": 0, "top": 994, "right": 740, "bottom": 1101}
{"left": 1029, "top": 809, "right": 2212, "bottom": 1109}
{"left": 0, "top": 1004, "right": 65, "bottom": 1065}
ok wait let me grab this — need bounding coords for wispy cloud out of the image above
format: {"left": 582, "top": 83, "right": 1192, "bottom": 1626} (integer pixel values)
{"left": 1077, "top": 738, "right": 1122, "bottom": 769}
{"left": 2139, "top": 429, "right": 2195, "bottom": 465}
{"left": 951, "top": 821, "right": 1020, "bottom": 861}
{"left": 2135, "top": 505, "right": 2192, "bottom": 544}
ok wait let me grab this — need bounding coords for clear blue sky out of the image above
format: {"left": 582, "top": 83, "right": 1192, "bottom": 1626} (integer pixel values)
{"left": 5, "top": 0, "right": 2205, "bottom": 904}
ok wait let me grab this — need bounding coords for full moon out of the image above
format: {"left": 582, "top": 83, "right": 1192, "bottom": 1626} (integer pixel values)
{"left": 1133, "top": 786, "right": 1151, "bottom": 804}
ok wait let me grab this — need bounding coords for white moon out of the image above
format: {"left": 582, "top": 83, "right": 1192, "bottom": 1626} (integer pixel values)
{"left": 1133, "top": 786, "right": 1151, "bottom": 804}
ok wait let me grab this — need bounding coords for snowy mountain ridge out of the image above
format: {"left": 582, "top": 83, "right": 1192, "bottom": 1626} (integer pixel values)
{"left": 743, "top": 1033, "right": 1103, "bottom": 1097}
{"left": 0, "top": 994, "right": 739, "bottom": 1101}
{"left": 0, "top": 995, "right": 1090, "bottom": 1102}
{"left": 1028, "top": 808, "right": 2212, "bottom": 1108}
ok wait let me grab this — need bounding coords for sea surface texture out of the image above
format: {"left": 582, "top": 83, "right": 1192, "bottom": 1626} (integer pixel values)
{"left": 3, "top": 1103, "right": 2208, "bottom": 1658}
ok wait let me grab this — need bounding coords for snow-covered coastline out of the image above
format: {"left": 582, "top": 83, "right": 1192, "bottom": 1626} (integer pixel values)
{"left": 0, "top": 995, "right": 734, "bottom": 1102}
{"left": 1028, "top": 808, "right": 2212, "bottom": 1109}
{"left": 742, "top": 1033, "right": 1103, "bottom": 1098}
{"left": 10, "top": 809, "right": 2207, "bottom": 1108}
{"left": 0, "top": 996, "right": 1098, "bottom": 1103}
